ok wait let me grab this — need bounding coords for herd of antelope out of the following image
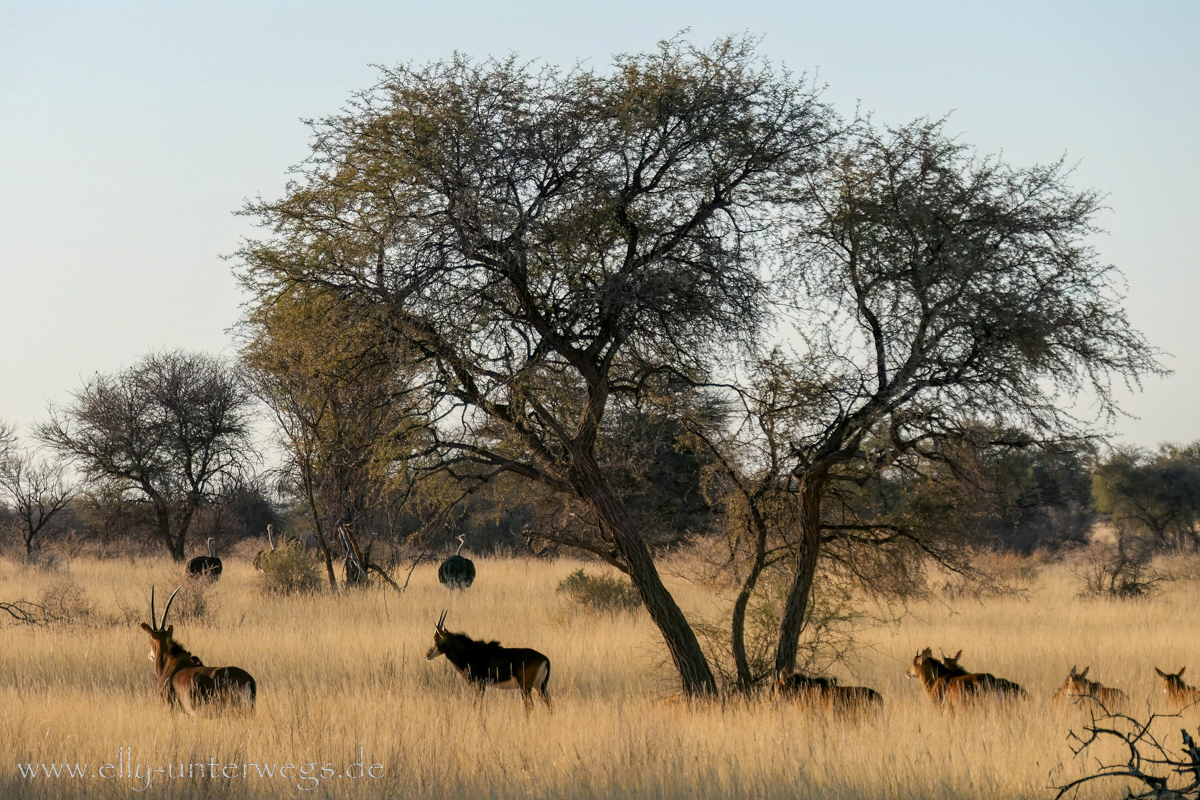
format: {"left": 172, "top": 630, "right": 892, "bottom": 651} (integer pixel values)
{"left": 135, "top": 569, "right": 1198, "bottom": 718}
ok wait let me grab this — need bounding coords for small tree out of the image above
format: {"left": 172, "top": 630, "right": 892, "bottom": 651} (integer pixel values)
{"left": 38, "top": 350, "right": 256, "bottom": 561}
{"left": 0, "top": 445, "right": 75, "bottom": 557}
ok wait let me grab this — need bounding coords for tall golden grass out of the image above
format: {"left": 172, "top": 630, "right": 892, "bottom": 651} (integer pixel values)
{"left": 1, "top": 552, "right": 1196, "bottom": 799}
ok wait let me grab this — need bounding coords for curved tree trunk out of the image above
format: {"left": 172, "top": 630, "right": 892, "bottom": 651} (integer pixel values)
{"left": 774, "top": 474, "right": 825, "bottom": 676}
{"left": 573, "top": 454, "right": 718, "bottom": 697}
{"left": 731, "top": 505, "right": 770, "bottom": 692}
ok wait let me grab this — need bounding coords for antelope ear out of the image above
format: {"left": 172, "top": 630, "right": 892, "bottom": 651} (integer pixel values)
{"left": 920, "top": 647, "right": 932, "bottom": 657}
{"left": 1180, "top": 667, "right": 1187, "bottom": 677}
{"left": 1068, "top": 665, "right": 1077, "bottom": 676}
{"left": 953, "top": 650, "right": 962, "bottom": 660}
{"left": 1155, "top": 667, "right": 1168, "bottom": 678}
{"left": 1080, "top": 667, "right": 1089, "bottom": 677}
{"left": 140, "top": 623, "right": 153, "bottom": 633}
{"left": 165, "top": 625, "right": 173, "bottom": 636}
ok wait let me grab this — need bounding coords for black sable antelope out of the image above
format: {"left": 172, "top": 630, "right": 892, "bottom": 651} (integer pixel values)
{"left": 775, "top": 670, "right": 883, "bottom": 713}
{"left": 139, "top": 586, "right": 255, "bottom": 715}
{"left": 425, "top": 611, "right": 551, "bottom": 712}
{"left": 438, "top": 535, "right": 476, "bottom": 589}
{"left": 187, "top": 537, "right": 222, "bottom": 579}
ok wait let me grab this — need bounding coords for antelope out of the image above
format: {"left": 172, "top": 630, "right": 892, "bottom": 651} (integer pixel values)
{"left": 906, "top": 647, "right": 1025, "bottom": 706}
{"left": 775, "top": 669, "right": 882, "bottom": 713}
{"left": 139, "top": 586, "right": 255, "bottom": 715}
{"left": 1053, "top": 666, "right": 1128, "bottom": 709}
{"left": 425, "top": 611, "right": 550, "bottom": 712}
{"left": 187, "top": 537, "right": 222, "bottom": 579}
{"left": 1155, "top": 667, "right": 1200, "bottom": 709}
{"left": 438, "top": 535, "right": 476, "bottom": 589}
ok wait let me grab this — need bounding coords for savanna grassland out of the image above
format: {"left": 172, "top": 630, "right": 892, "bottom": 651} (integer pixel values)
{"left": 2, "top": 553, "right": 1197, "bottom": 799}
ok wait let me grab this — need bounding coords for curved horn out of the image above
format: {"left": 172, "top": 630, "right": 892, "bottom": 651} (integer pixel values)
{"left": 150, "top": 586, "right": 157, "bottom": 631}
{"left": 436, "top": 610, "right": 447, "bottom": 629}
{"left": 267, "top": 524, "right": 275, "bottom": 551}
{"left": 208, "top": 537, "right": 216, "bottom": 558}
{"left": 159, "top": 585, "right": 182, "bottom": 629}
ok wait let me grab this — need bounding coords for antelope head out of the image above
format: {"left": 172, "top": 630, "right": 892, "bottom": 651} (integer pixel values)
{"left": 906, "top": 648, "right": 934, "bottom": 680}
{"left": 1156, "top": 666, "right": 1187, "bottom": 693}
{"left": 426, "top": 610, "right": 449, "bottom": 660}
{"left": 139, "top": 585, "right": 182, "bottom": 665}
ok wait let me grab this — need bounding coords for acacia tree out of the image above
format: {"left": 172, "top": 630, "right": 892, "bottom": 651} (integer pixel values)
{"left": 242, "top": 289, "right": 433, "bottom": 590}
{"left": 38, "top": 350, "right": 256, "bottom": 561}
{"left": 0, "top": 445, "right": 76, "bottom": 557}
{"left": 764, "top": 120, "right": 1162, "bottom": 675}
{"left": 239, "top": 37, "right": 837, "bottom": 695}
{"left": 1093, "top": 443, "right": 1200, "bottom": 550}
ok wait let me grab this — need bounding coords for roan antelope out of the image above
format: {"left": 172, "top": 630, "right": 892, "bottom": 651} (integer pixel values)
{"left": 906, "top": 647, "right": 1025, "bottom": 706}
{"left": 139, "top": 586, "right": 255, "bottom": 715}
{"left": 1053, "top": 666, "right": 1128, "bottom": 709}
{"left": 775, "top": 669, "right": 882, "bottom": 713}
{"left": 187, "top": 537, "right": 222, "bottom": 579}
{"left": 1155, "top": 667, "right": 1200, "bottom": 709}
{"left": 425, "top": 611, "right": 550, "bottom": 712}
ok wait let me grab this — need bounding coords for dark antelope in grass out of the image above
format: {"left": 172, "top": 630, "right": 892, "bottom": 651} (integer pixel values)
{"left": 1155, "top": 667, "right": 1200, "bottom": 709}
{"left": 1053, "top": 665, "right": 1128, "bottom": 708}
{"left": 775, "top": 669, "right": 882, "bottom": 712}
{"left": 139, "top": 586, "right": 255, "bottom": 715}
{"left": 906, "top": 647, "right": 1025, "bottom": 706}
{"left": 425, "top": 611, "right": 550, "bottom": 711}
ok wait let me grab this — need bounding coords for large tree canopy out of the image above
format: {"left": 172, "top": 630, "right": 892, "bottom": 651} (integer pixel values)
{"left": 241, "top": 37, "right": 837, "bottom": 695}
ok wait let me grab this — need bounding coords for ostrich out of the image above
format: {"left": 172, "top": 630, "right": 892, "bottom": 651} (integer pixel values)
{"left": 253, "top": 524, "right": 277, "bottom": 572}
{"left": 187, "top": 537, "right": 222, "bottom": 579}
{"left": 438, "top": 535, "right": 476, "bottom": 589}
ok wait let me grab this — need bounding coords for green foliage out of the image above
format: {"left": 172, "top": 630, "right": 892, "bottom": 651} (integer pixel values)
{"left": 258, "top": 542, "right": 322, "bottom": 595}
{"left": 1093, "top": 444, "right": 1200, "bottom": 550}
{"left": 556, "top": 569, "right": 641, "bottom": 614}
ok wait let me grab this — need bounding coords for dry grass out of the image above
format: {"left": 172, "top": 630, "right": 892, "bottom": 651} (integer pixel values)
{"left": 2, "top": 553, "right": 1197, "bottom": 799}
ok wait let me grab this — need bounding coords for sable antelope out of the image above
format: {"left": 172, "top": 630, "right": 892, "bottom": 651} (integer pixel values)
{"left": 438, "top": 535, "right": 476, "bottom": 589}
{"left": 775, "top": 670, "right": 882, "bottom": 712}
{"left": 906, "top": 648, "right": 1025, "bottom": 706}
{"left": 425, "top": 611, "right": 550, "bottom": 712}
{"left": 941, "top": 650, "right": 968, "bottom": 677}
{"left": 139, "top": 586, "right": 255, "bottom": 715}
{"left": 1155, "top": 667, "right": 1200, "bottom": 709}
{"left": 187, "top": 538, "right": 222, "bottom": 579}
{"left": 1053, "top": 666, "right": 1128, "bottom": 708}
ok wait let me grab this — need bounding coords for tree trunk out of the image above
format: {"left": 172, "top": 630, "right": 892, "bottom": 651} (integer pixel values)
{"left": 731, "top": 505, "right": 770, "bottom": 692}
{"left": 155, "top": 507, "right": 186, "bottom": 562}
{"left": 572, "top": 454, "right": 718, "bottom": 697}
{"left": 773, "top": 473, "right": 825, "bottom": 676}
{"left": 300, "top": 460, "right": 338, "bottom": 591}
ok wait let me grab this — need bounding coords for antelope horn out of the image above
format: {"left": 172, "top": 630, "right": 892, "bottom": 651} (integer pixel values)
{"left": 267, "top": 524, "right": 276, "bottom": 551}
{"left": 437, "top": 610, "right": 447, "bottom": 629}
{"left": 160, "top": 585, "right": 182, "bottom": 629}
{"left": 150, "top": 586, "right": 157, "bottom": 631}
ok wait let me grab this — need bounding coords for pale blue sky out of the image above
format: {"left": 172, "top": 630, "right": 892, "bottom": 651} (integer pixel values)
{"left": 1, "top": 1, "right": 1196, "bottom": 448}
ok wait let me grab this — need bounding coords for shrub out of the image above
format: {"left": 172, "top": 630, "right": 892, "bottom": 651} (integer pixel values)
{"left": 557, "top": 569, "right": 641, "bottom": 614}
{"left": 38, "top": 578, "right": 94, "bottom": 624}
{"left": 258, "top": 542, "right": 322, "bottom": 595}
{"left": 1074, "top": 535, "right": 1171, "bottom": 599}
